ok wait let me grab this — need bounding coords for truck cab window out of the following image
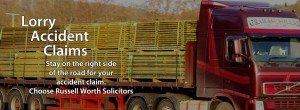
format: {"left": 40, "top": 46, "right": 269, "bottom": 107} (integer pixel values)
{"left": 227, "top": 40, "right": 234, "bottom": 60}
{"left": 241, "top": 40, "right": 248, "bottom": 56}
{"left": 250, "top": 35, "right": 300, "bottom": 67}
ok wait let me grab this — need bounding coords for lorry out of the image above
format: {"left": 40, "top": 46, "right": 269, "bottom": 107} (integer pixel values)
{"left": 0, "top": 0, "right": 300, "bottom": 110}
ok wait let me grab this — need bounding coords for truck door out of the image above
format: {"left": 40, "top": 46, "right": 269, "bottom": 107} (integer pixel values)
{"left": 223, "top": 36, "right": 250, "bottom": 94}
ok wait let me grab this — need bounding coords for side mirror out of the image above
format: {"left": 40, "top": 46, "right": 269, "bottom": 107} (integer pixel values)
{"left": 231, "top": 38, "right": 248, "bottom": 63}
{"left": 232, "top": 40, "right": 243, "bottom": 63}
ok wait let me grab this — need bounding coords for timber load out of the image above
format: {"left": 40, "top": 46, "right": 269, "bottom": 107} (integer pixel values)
{"left": 0, "top": 20, "right": 197, "bottom": 83}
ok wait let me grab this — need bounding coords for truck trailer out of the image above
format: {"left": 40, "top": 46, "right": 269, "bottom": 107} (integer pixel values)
{"left": 0, "top": 1, "right": 300, "bottom": 110}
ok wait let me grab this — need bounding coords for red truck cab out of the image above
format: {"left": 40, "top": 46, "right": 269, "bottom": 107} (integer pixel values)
{"left": 194, "top": 1, "right": 300, "bottom": 110}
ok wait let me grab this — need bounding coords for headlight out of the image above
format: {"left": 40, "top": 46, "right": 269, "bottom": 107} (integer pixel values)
{"left": 256, "top": 101, "right": 264, "bottom": 110}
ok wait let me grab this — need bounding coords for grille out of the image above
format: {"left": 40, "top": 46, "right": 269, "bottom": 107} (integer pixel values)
{"left": 263, "top": 82, "right": 300, "bottom": 95}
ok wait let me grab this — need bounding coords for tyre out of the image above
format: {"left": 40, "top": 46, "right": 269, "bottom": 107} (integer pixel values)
{"left": 157, "top": 99, "right": 174, "bottom": 110}
{"left": 210, "top": 101, "right": 221, "bottom": 110}
{"left": 8, "top": 90, "right": 24, "bottom": 110}
{"left": 28, "top": 94, "right": 45, "bottom": 110}
{"left": 0, "top": 92, "right": 4, "bottom": 110}
{"left": 127, "top": 97, "right": 147, "bottom": 110}
{"left": 215, "top": 102, "right": 234, "bottom": 110}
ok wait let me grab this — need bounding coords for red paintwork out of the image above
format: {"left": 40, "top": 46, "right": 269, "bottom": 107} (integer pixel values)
{"left": 197, "top": 60, "right": 250, "bottom": 84}
{"left": 184, "top": 42, "right": 197, "bottom": 88}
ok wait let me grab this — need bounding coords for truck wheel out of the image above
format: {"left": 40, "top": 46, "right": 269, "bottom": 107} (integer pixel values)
{"left": 210, "top": 101, "right": 220, "bottom": 110}
{"left": 157, "top": 99, "right": 174, "bottom": 110}
{"left": 127, "top": 97, "right": 147, "bottom": 110}
{"left": 215, "top": 102, "right": 234, "bottom": 110}
{"left": 8, "top": 90, "right": 24, "bottom": 110}
{"left": 28, "top": 94, "right": 45, "bottom": 110}
{"left": 0, "top": 92, "right": 4, "bottom": 110}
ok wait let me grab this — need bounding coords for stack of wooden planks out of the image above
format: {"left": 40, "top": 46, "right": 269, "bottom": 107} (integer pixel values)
{"left": 13, "top": 52, "right": 63, "bottom": 79}
{"left": 0, "top": 27, "right": 63, "bottom": 79}
{"left": 0, "top": 20, "right": 197, "bottom": 82}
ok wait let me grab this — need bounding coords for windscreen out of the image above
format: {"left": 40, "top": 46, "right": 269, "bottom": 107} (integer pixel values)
{"left": 250, "top": 35, "right": 300, "bottom": 66}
